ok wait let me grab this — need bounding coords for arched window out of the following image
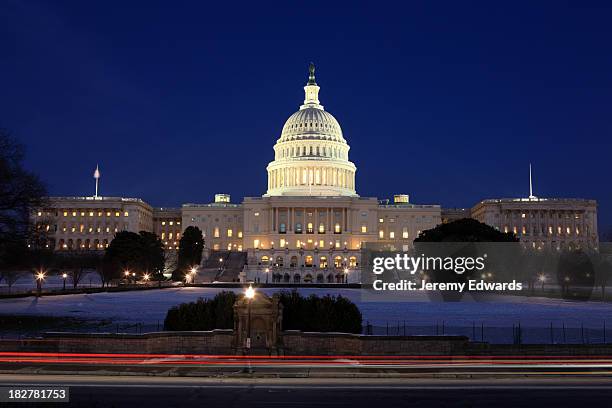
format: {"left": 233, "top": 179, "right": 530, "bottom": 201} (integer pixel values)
{"left": 295, "top": 223, "right": 303, "bottom": 233}
{"left": 334, "top": 256, "right": 343, "bottom": 269}
{"left": 275, "top": 256, "right": 284, "bottom": 267}
{"left": 307, "top": 223, "right": 314, "bottom": 234}
{"left": 349, "top": 256, "right": 357, "bottom": 268}
{"left": 319, "top": 256, "right": 328, "bottom": 269}
{"left": 305, "top": 255, "right": 313, "bottom": 267}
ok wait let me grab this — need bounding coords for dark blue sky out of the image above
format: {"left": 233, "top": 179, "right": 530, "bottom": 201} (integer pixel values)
{"left": 2, "top": 1, "right": 611, "bottom": 234}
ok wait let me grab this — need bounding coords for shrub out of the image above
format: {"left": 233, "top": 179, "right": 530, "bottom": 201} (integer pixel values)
{"left": 164, "top": 291, "right": 236, "bottom": 331}
{"left": 164, "top": 290, "right": 362, "bottom": 334}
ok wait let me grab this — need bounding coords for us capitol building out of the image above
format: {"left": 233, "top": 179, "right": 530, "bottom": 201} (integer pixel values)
{"left": 33, "top": 65, "right": 599, "bottom": 283}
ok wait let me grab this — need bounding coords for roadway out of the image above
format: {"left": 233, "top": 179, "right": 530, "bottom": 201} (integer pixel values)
{"left": 2, "top": 374, "right": 612, "bottom": 407}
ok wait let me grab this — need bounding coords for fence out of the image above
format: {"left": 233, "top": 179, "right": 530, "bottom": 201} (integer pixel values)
{"left": 362, "top": 320, "right": 611, "bottom": 345}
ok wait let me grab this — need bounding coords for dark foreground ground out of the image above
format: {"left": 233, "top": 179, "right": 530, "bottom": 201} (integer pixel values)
{"left": 2, "top": 375, "right": 612, "bottom": 408}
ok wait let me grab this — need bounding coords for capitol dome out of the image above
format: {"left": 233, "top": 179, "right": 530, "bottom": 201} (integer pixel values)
{"left": 265, "top": 64, "right": 357, "bottom": 197}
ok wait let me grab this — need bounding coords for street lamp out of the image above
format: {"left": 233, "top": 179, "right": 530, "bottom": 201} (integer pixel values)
{"left": 245, "top": 284, "right": 255, "bottom": 351}
{"left": 36, "top": 270, "right": 46, "bottom": 295}
{"left": 143, "top": 273, "right": 150, "bottom": 283}
{"left": 190, "top": 266, "right": 198, "bottom": 284}
{"left": 264, "top": 267, "right": 269, "bottom": 284}
{"left": 62, "top": 273, "right": 68, "bottom": 291}
{"left": 343, "top": 267, "right": 349, "bottom": 284}
{"left": 538, "top": 274, "right": 546, "bottom": 291}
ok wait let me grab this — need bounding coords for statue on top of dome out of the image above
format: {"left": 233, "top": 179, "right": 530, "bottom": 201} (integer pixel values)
{"left": 307, "top": 62, "right": 317, "bottom": 85}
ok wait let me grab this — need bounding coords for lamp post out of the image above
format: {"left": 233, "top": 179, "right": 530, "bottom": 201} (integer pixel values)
{"left": 62, "top": 273, "right": 67, "bottom": 291}
{"left": 190, "top": 266, "right": 198, "bottom": 284}
{"left": 538, "top": 274, "right": 546, "bottom": 292}
{"left": 124, "top": 270, "right": 130, "bottom": 284}
{"left": 265, "top": 267, "right": 269, "bottom": 284}
{"left": 343, "top": 267, "right": 349, "bottom": 284}
{"left": 35, "top": 270, "right": 45, "bottom": 296}
{"left": 143, "top": 273, "right": 150, "bottom": 284}
{"left": 245, "top": 285, "right": 255, "bottom": 346}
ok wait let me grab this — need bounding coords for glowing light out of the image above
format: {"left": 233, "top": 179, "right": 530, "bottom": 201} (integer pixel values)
{"left": 36, "top": 271, "right": 46, "bottom": 281}
{"left": 245, "top": 284, "right": 255, "bottom": 299}
{"left": 143, "top": 273, "right": 150, "bottom": 281}
{"left": 62, "top": 273, "right": 68, "bottom": 279}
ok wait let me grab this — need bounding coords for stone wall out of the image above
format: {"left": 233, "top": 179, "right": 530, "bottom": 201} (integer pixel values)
{"left": 0, "top": 330, "right": 234, "bottom": 354}
{"left": 0, "top": 331, "right": 469, "bottom": 355}
{"left": 281, "top": 331, "right": 469, "bottom": 355}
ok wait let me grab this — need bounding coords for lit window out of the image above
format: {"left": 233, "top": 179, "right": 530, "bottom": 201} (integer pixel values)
{"left": 280, "top": 238, "right": 286, "bottom": 247}
{"left": 98, "top": 211, "right": 102, "bottom": 216}
{"left": 80, "top": 212, "right": 85, "bottom": 216}
{"left": 390, "top": 231, "right": 395, "bottom": 239}
{"left": 169, "top": 232, "right": 173, "bottom": 239}
{"left": 254, "top": 239, "right": 260, "bottom": 248}
{"left": 361, "top": 225, "right": 367, "bottom": 233}
{"left": 379, "top": 230, "right": 384, "bottom": 239}
{"left": 80, "top": 224, "right": 84, "bottom": 232}
{"left": 106, "top": 212, "right": 111, "bottom": 217}
{"left": 115, "top": 212, "right": 120, "bottom": 217}
{"left": 335, "top": 240, "right": 341, "bottom": 248}
{"left": 124, "top": 211, "right": 129, "bottom": 217}
{"left": 227, "top": 243, "right": 232, "bottom": 250}
{"left": 254, "top": 212, "right": 260, "bottom": 217}
{"left": 238, "top": 231, "right": 243, "bottom": 238}
{"left": 566, "top": 227, "right": 571, "bottom": 235}
{"left": 37, "top": 211, "right": 42, "bottom": 217}
{"left": 319, "top": 240, "right": 324, "bottom": 248}
{"left": 521, "top": 213, "right": 526, "bottom": 218}
{"left": 63, "top": 211, "right": 68, "bottom": 217}
{"left": 334, "top": 223, "right": 341, "bottom": 233}
{"left": 379, "top": 218, "right": 384, "bottom": 223}
{"left": 227, "top": 229, "right": 233, "bottom": 237}
{"left": 162, "top": 221, "right": 166, "bottom": 226}
{"left": 319, "top": 224, "right": 325, "bottom": 233}
{"left": 89, "top": 212, "right": 94, "bottom": 217}
{"left": 72, "top": 212, "right": 77, "bottom": 217}
{"left": 214, "top": 227, "right": 220, "bottom": 238}
{"left": 169, "top": 221, "right": 173, "bottom": 226}
{"left": 402, "top": 227, "right": 408, "bottom": 239}
{"left": 307, "top": 223, "right": 314, "bottom": 234}
{"left": 238, "top": 245, "right": 242, "bottom": 251}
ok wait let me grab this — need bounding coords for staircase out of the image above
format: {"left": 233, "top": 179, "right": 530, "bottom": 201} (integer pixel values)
{"left": 197, "top": 251, "right": 247, "bottom": 282}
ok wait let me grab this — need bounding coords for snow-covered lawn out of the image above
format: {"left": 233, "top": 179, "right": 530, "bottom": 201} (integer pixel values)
{"left": 1, "top": 287, "right": 612, "bottom": 343}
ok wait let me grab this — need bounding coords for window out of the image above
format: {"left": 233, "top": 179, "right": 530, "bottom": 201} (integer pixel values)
{"left": 319, "top": 240, "right": 324, "bottom": 248}
{"left": 63, "top": 211, "right": 68, "bottom": 217}
{"left": 379, "top": 218, "right": 384, "bottom": 223}
{"left": 214, "top": 227, "right": 220, "bottom": 238}
{"left": 307, "top": 223, "right": 314, "bottom": 234}
{"left": 379, "top": 230, "right": 384, "bottom": 239}
{"left": 361, "top": 225, "right": 367, "bottom": 233}
{"left": 318, "top": 224, "right": 325, "bottom": 233}
{"left": 280, "top": 238, "right": 286, "bottom": 247}
{"left": 254, "top": 239, "right": 260, "bottom": 248}
{"left": 89, "top": 212, "right": 94, "bottom": 217}
{"left": 169, "top": 221, "right": 173, "bottom": 226}
{"left": 390, "top": 231, "right": 395, "bottom": 239}
{"left": 295, "top": 223, "right": 303, "bottom": 233}
{"left": 227, "top": 229, "right": 233, "bottom": 237}
{"left": 124, "top": 211, "right": 129, "bottom": 217}
{"left": 238, "top": 231, "right": 243, "bottom": 238}
{"left": 279, "top": 223, "right": 286, "bottom": 233}
{"left": 161, "top": 232, "right": 165, "bottom": 239}
{"left": 334, "top": 223, "right": 341, "bottom": 233}
{"left": 254, "top": 212, "right": 260, "bottom": 217}
{"left": 115, "top": 212, "right": 120, "bottom": 217}
{"left": 402, "top": 227, "right": 408, "bottom": 239}
{"left": 162, "top": 221, "right": 166, "bottom": 226}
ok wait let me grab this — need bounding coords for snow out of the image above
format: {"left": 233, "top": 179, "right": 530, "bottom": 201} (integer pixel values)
{"left": 2, "top": 287, "right": 612, "bottom": 343}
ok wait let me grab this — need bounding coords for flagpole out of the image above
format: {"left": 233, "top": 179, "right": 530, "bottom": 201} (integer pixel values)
{"left": 94, "top": 164, "right": 100, "bottom": 199}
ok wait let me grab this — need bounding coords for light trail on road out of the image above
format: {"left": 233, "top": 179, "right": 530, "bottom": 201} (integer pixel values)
{"left": 2, "top": 352, "right": 612, "bottom": 371}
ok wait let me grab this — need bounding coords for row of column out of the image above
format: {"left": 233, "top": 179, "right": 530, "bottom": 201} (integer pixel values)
{"left": 268, "top": 166, "right": 355, "bottom": 190}
{"left": 270, "top": 207, "right": 351, "bottom": 234}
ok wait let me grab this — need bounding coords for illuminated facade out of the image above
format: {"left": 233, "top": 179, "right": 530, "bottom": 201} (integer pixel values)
{"left": 34, "top": 65, "right": 599, "bottom": 282}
